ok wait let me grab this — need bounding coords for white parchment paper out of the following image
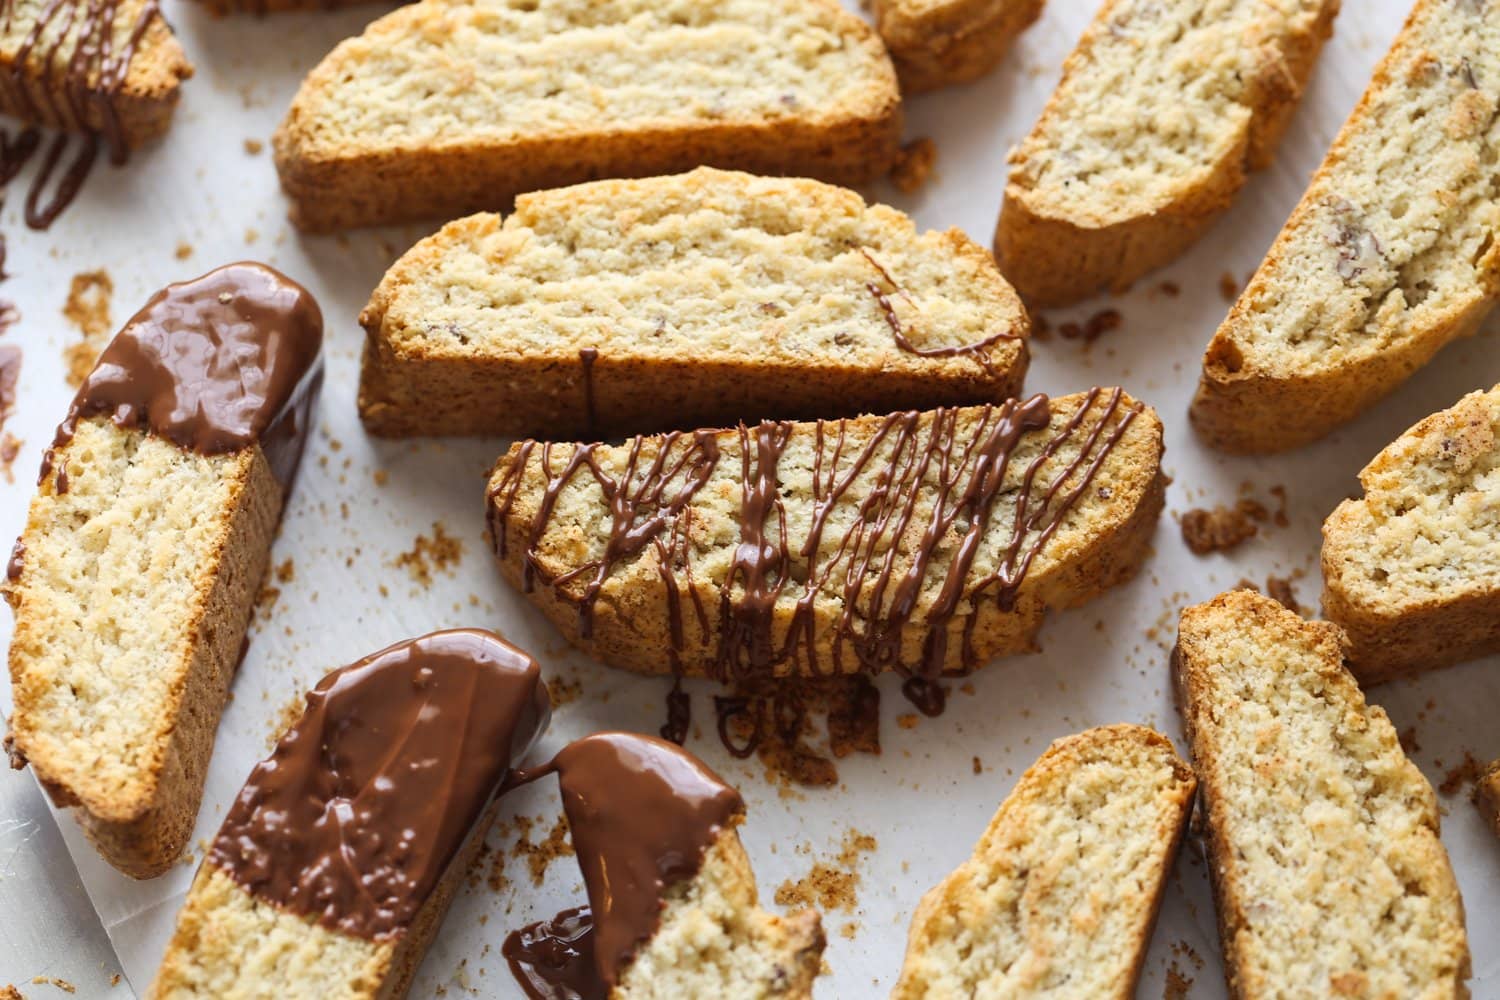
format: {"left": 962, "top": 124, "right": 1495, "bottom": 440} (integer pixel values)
{"left": 0, "top": 1, "right": 1495, "bottom": 996}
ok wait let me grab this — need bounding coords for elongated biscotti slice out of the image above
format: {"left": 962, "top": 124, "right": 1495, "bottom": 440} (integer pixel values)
{"left": 894, "top": 725, "right": 1193, "bottom": 999}
{"left": 1323, "top": 384, "right": 1500, "bottom": 683}
{"left": 1194, "top": 0, "right": 1500, "bottom": 454}
{"left": 487, "top": 388, "right": 1164, "bottom": 682}
{"left": 360, "top": 168, "right": 1030, "bottom": 439}
{"left": 1478, "top": 760, "right": 1500, "bottom": 840}
{"left": 505, "top": 733, "right": 824, "bottom": 998}
{"left": 874, "top": 0, "right": 1045, "bottom": 94}
{"left": 993, "top": 0, "right": 1340, "bottom": 307}
{"left": 0, "top": 0, "right": 192, "bottom": 156}
{"left": 150, "top": 630, "right": 551, "bottom": 999}
{"left": 3, "top": 263, "right": 323, "bottom": 879}
{"left": 273, "top": 0, "right": 901, "bottom": 233}
{"left": 1175, "top": 591, "right": 1470, "bottom": 1000}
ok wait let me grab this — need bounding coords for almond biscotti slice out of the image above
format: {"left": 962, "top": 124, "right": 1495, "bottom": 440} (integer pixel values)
{"left": 894, "top": 725, "right": 1194, "bottom": 999}
{"left": 1322, "top": 384, "right": 1500, "bottom": 683}
{"left": 150, "top": 629, "right": 551, "bottom": 999}
{"left": 874, "top": 0, "right": 1045, "bottom": 94}
{"left": 1175, "top": 590, "right": 1471, "bottom": 1000}
{"left": 1194, "top": 0, "right": 1500, "bottom": 454}
{"left": 993, "top": 0, "right": 1340, "bottom": 307}
{"left": 360, "top": 168, "right": 1029, "bottom": 439}
{"left": 486, "top": 388, "right": 1164, "bottom": 682}
{"left": 0, "top": 0, "right": 192, "bottom": 155}
{"left": 273, "top": 0, "right": 901, "bottom": 233}
{"left": 505, "top": 733, "right": 824, "bottom": 998}
{"left": 4, "top": 262, "right": 323, "bottom": 879}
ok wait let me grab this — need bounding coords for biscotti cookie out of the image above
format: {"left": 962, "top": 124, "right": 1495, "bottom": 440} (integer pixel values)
{"left": 874, "top": 0, "right": 1045, "bottom": 94}
{"left": 273, "top": 0, "right": 901, "bottom": 232}
{"left": 4, "top": 262, "right": 323, "bottom": 879}
{"left": 993, "top": 0, "right": 1340, "bottom": 307}
{"left": 150, "top": 629, "right": 551, "bottom": 999}
{"left": 360, "top": 167, "right": 1029, "bottom": 439}
{"left": 0, "top": 0, "right": 192, "bottom": 157}
{"left": 1175, "top": 590, "right": 1470, "bottom": 1000}
{"left": 1478, "top": 759, "right": 1500, "bottom": 840}
{"left": 505, "top": 733, "right": 823, "bottom": 999}
{"left": 1194, "top": 0, "right": 1500, "bottom": 454}
{"left": 1323, "top": 384, "right": 1500, "bottom": 683}
{"left": 894, "top": 725, "right": 1194, "bottom": 999}
{"left": 487, "top": 388, "right": 1164, "bottom": 683}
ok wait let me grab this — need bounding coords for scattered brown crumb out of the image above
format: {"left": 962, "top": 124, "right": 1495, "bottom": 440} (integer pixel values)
{"left": 0, "top": 432, "right": 21, "bottom": 484}
{"left": 776, "top": 830, "right": 876, "bottom": 913}
{"left": 972, "top": 756, "right": 983, "bottom": 775}
{"left": 1, "top": 986, "right": 23, "bottom": 1000}
{"left": 1158, "top": 281, "right": 1181, "bottom": 298}
{"left": 510, "top": 814, "right": 574, "bottom": 886}
{"left": 109, "top": 975, "right": 120, "bottom": 988}
{"left": 244, "top": 227, "right": 259, "bottom": 245}
{"left": 372, "top": 468, "right": 389, "bottom": 486}
{"left": 826, "top": 674, "right": 880, "bottom": 758}
{"left": 267, "top": 692, "right": 305, "bottom": 749}
{"left": 30, "top": 979, "right": 73, "bottom": 995}
{"left": 393, "top": 522, "right": 464, "bottom": 586}
{"left": 1398, "top": 727, "right": 1421, "bottom": 754}
{"left": 254, "top": 582, "right": 281, "bottom": 617}
{"left": 839, "top": 922, "right": 859, "bottom": 939}
{"left": 1439, "top": 752, "right": 1484, "bottom": 796}
{"left": 1269, "top": 484, "right": 1290, "bottom": 527}
{"left": 889, "top": 137, "right": 937, "bottom": 194}
{"left": 896, "top": 713, "right": 919, "bottom": 730}
{"left": 273, "top": 558, "right": 295, "bottom": 584}
{"left": 1163, "top": 962, "right": 1193, "bottom": 1000}
{"left": 1264, "top": 576, "right": 1300, "bottom": 614}
{"left": 548, "top": 674, "right": 583, "bottom": 708}
{"left": 1031, "top": 314, "right": 1052, "bottom": 341}
{"left": 1218, "top": 271, "right": 1240, "bottom": 301}
{"left": 1057, "top": 308, "right": 1122, "bottom": 347}
{"left": 1180, "top": 503, "right": 1260, "bottom": 555}
{"left": 243, "top": 138, "right": 264, "bottom": 155}
{"left": 61, "top": 270, "right": 113, "bottom": 386}
{"left": 174, "top": 242, "right": 193, "bottom": 260}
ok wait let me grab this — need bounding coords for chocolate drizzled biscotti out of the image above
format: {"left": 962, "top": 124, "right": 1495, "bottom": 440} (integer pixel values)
{"left": 505, "top": 733, "right": 823, "bottom": 999}
{"left": 1175, "top": 591, "right": 1470, "bottom": 1000}
{"left": 4, "top": 263, "right": 322, "bottom": 879}
{"left": 894, "top": 725, "right": 1194, "bottom": 999}
{"left": 360, "top": 168, "right": 1029, "bottom": 439}
{"left": 0, "top": 0, "right": 193, "bottom": 156}
{"left": 874, "top": 0, "right": 1045, "bottom": 94}
{"left": 486, "top": 389, "right": 1164, "bottom": 684}
{"left": 1323, "top": 384, "right": 1500, "bottom": 683}
{"left": 151, "top": 630, "right": 551, "bottom": 998}
{"left": 994, "top": 0, "right": 1340, "bottom": 307}
{"left": 273, "top": 0, "right": 901, "bottom": 232}
{"left": 1194, "top": 0, "right": 1500, "bottom": 454}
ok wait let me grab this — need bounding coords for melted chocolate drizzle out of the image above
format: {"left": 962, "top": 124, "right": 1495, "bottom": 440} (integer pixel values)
{"left": 859, "top": 247, "right": 1020, "bottom": 372}
{"left": 491, "top": 389, "right": 1142, "bottom": 698}
{"left": 209, "top": 629, "right": 551, "bottom": 941}
{"left": 578, "top": 346, "right": 598, "bottom": 438}
{"left": 504, "top": 733, "right": 742, "bottom": 997}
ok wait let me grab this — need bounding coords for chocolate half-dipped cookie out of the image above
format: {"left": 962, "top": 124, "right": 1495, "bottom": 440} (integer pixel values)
{"left": 5, "top": 262, "right": 324, "bottom": 878}
{"left": 152, "top": 629, "right": 551, "bottom": 998}
{"left": 506, "top": 733, "right": 824, "bottom": 999}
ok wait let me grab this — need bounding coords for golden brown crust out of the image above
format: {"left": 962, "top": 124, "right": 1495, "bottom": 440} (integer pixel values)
{"left": 1175, "top": 591, "right": 1471, "bottom": 1000}
{"left": 485, "top": 392, "right": 1165, "bottom": 679}
{"left": 272, "top": 0, "right": 902, "bottom": 232}
{"left": 5, "top": 427, "right": 283, "bottom": 879}
{"left": 993, "top": 0, "right": 1339, "bottom": 307}
{"left": 1477, "top": 760, "right": 1500, "bottom": 842}
{"left": 357, "top": 171, "right": 1030, "bottom": 439}
{"left": 874, "top": 0, "right": 1045, "bottom": 94}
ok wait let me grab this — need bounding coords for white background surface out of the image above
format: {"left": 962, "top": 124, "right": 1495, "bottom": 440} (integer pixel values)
{"left": 0, "top": 0, "right": 1496, "bottom": 996}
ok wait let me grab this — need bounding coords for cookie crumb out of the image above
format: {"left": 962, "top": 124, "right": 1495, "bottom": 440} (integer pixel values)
{"left": 1180, "top": 504, "right": 1260, "bottom": 555}
{"left": 1439, "top": 752, "right": 1484, "bottom": 796}
{"left": 61, "top": 270, "right": 113, "bottom": 386}
{"left": 1163, "top": 963, "right": 1192, "bottom": 1000}
{"left": 393, "top": 521, "right": 464, "bottom": 585}
{"left": 1058, "top": 308, "right": 1122, "bottom": 347}
{"left": 0, "top": 987, "right": 23, "bottom": 1000}
{"left": 29, "top": 979, "right": 74, "bottom": 995}
{"left": 1158, "top": 281, "right": 1181, "bottom": 298}
{"left": 372, "top": 469, "right": 389, "bottom": 486}
{"left": 1218, "top": 271, "right": 1239, "bottom": 301}
{"left": 1264, "top": 575, "right": 1300, "bottom": 614}
{"left": 243, "top": 138, "right": 264, "bottom": 155}
{"left": 889, "top": 137, "right": 937, "bottom": 194}
{"left": 971, "top": 756, "right": 982, "bottom": 775}
{"left": 774, "top": 830, "right": 876, "bottom": 913}
{"left": 174, "top": 242, "right": 193, "bottom": 260}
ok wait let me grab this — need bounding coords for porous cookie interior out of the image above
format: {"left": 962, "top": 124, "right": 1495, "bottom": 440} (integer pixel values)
{"left": 379, "top": 169, "right": 1021, "bottom": 367}
{"left": 1216, "top": 0, "right": 1500, "bottom": 374}
{"left": 296, "top": 0, "right": 887, "bottom": 151}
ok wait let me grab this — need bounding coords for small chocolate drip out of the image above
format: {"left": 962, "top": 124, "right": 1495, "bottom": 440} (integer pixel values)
{"left": 43, "top": 262, "right": 324, "bottom": 491}
{"left": 660, "top": 677, "right": 690, "bottom": 745}
{"left": 506, "top": 733, "right": 742, "bottom": 988}
{"left": 578, "top": 347, "right": 598, "bottom": 439}
{"left": 858, "top": 248, "right": 1020, "bottom": 370}
{"left": 901, "top": 676, "right": 946, "bottom": 717}
{"left": 209, "top": 629, "right": 551, "bottom": 941}
{"left": 7, "top": 538, "right": 24, "bottom": 582}
{"left": 504, "top": 906, "right": 606, "bottom": 1000}
{"left": 23, "top": 131, "right": 96, "bottom": 229}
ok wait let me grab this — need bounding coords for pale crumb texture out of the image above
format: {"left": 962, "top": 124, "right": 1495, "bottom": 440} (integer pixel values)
{"left": 1175, "top": 590, "right": 1470, "bottom": 1000}
{"left": 995, "top": 0, "right": 1339, "bottom": 306}
{"left": 274, "top": 0, "right": 900, "bottom": 231}
{"left": 1477, "top": 759, "right": 1500, "bottom": 839}
{"left": 1323, "top": 384, "right": 1500, "bottom": 682}
{"left": 4, "top": 419, "right": 281, "bottom": 878}
{"left": 359, "top": 168, "right": 1029, "bottom": 439}
{"left": 488, "top": 391, "right": 1165, "bottom": 678}
{"left": 1195, "top": 0, "right": 1500, "bottom": 453}
{"left": 0, "top": 0, "right": 191, "bottom": 146}
{"left": 149, "top": 866, "right": 392, "bottom": 1000}
{"left": 893, "top": 725, "right": 1195, "bottom": 999}
{"left": 875, "top": 0, "right": 1045, "bottom": 93}
{"left": 617, "top": 828, "right": 824, "bottom": 999}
